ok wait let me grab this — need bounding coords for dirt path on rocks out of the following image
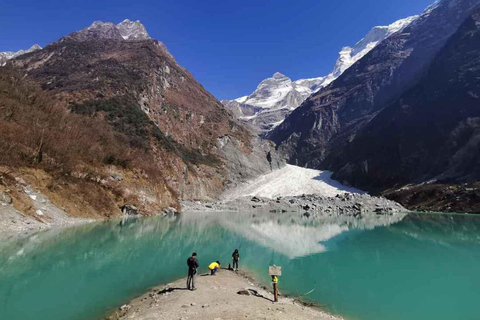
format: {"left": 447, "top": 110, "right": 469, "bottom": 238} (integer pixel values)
{"left": 106, "top": 269, "right": 344, "bottom": 320}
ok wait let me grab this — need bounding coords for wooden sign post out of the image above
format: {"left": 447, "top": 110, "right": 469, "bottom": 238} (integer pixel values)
{"left": 269, "top": 265, "right": 282, "bottom": 302}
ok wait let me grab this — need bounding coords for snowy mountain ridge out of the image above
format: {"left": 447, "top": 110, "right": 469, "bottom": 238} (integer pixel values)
{"left": 221, "top": 73, "right": 326, "bottom": 132}
{"left": 0, "top": 44, "right": 42, "bottom": 66}
{"left": 326, "top": 15, "right": 419, "bottom": 83}
{"left": 65, "top": 19, "right": 150, "bottom": 42}
{"left": 222, "top": 15, "right": 418, "bottom": 133}
{"left": 1, "top": 19, "right": 150, "bottom": 66}
{"left": 241, "top": 72, "right": 324, "bottom": 111}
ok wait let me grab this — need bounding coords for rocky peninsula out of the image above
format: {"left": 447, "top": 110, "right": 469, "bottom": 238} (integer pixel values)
{"left": 106, "top": 269, "right": 344, "bottom": 320}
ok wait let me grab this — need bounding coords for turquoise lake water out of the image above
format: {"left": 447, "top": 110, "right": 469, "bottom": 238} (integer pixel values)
{"left": 1, "top": 212, "right": 480, "bottom": 320}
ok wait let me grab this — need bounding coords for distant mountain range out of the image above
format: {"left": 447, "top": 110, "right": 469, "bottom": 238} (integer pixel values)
{"left": 222, "top": 16, "right": 418, "bottom": 133}
{"left": 0, "top": 44, "right": 42, "bottom": 66}
{"left": 2, "top": 0, "right": 480, "bottom": 214}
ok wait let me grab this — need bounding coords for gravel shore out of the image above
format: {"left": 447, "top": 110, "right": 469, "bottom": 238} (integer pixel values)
{"left": 106, "top": 269, "right": 345, "bottom": 320}
{"left": 182, "top": 193, "right": 408, "bottom": 224}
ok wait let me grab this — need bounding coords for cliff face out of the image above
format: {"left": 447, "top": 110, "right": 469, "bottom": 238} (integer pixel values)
{"left": 331, "top": 5, "right": 480, "bottom": 191}
{"left": 0, "top": 21, "right": 280, "bottom": 218}
{"left": 269, "top": 0, "right": 480, "bottom": 170}
{"left": 269, "top": 0, "right": 480, "bottom": 192}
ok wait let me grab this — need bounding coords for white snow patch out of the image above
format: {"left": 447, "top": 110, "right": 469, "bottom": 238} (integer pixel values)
{"left": 239, "top": 114, "right": 258, "bottom": 120}
{"left": 269, "top": 119, "right": 285, "bottom": 129}
{"left": 224, "top": 164, "right": 365, "bottom": 200}
{"left": 234, "top": 96, "right": 249, "bottom": 103}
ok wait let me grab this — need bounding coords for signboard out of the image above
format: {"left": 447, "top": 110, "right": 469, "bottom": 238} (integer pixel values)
{"left": 269, "top": 265, "right": 282, "bottom": 276}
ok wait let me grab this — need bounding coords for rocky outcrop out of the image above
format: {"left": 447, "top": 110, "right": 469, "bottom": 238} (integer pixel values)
{"left": 117, "top": 19, "right": 150, "bottom": 40}
{"left": 383, "top": 182, "right": 480, "bottom": 214}
{"left": 215, "top": 136, "right": 286, "bottom": 190}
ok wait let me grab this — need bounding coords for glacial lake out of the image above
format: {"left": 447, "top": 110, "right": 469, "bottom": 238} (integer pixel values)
{"left": 1, "top": 212, "right": 479, "bottom": 320}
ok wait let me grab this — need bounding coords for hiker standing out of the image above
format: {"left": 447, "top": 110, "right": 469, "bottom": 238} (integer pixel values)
{"left": 232, "top": 249, "right": 240, "bottom": 271}
{"left": 187, "top": 252, "right": 199, "bottom": 291}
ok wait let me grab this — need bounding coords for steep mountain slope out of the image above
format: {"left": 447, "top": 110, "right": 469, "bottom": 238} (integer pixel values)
{"left": 331, "top": 4, "right": 480, "bottom": 191}
{"left": 1, "top": 20, "right": 280, "bottom": 218}
{"left": 270, "top": 0, "right": 480, "bottom": 169}
{"left": 0, "top": 66, "right": 178, "bottom": 218}
{"left": 223, "top": 16, "right": 417, "bottom": 133}
{"left": 0, "top": 44, "right": 41, "bottom": 66}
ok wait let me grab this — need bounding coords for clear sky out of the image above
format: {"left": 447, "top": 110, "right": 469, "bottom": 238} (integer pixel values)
{"left": 1, "top": 0, "right": 435, "bottom": 100}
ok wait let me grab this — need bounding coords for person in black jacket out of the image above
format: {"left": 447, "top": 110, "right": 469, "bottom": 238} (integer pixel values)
{"left": 187, "top": 252, "right": 199, "bottom": 291}
{"left": 232, "top": 249, "right": 240, "bottom": 271}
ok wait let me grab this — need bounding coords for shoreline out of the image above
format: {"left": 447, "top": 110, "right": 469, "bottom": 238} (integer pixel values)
{"left": 0, "top": 204, "right": 96, "bottom": 240}
{"left": 1, "top": 190, "right": 408, "bottom": 239}
{"left": 106, "top": 268, "right": 346, "bottom": 320}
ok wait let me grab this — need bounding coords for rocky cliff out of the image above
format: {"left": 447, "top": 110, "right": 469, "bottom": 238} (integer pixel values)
{"left": 270, "top": 0, "right": 480, "bottom": 171}
{"left": 331, "top": 3, "right": 480, "bottom": 190}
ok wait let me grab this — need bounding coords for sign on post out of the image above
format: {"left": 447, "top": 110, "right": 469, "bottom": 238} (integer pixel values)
{"left": 269, "top": 265, "right": 282, "bottom": 276}
{"left": 269, "top": 265, "right": 281, "bottom": 302}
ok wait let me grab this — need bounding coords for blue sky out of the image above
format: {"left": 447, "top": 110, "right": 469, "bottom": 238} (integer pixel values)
{"left": 1, "top": 0, "right": 435, "bottom": 100}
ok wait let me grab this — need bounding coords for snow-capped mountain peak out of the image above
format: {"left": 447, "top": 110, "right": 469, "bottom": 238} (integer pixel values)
{"left": 272, "top": 72, "right": 289, "bottom": 79}
{"left": 221, "top": 72, "right": 325, "bottom": 133}
{"left": 329, "top": 15, "right": 419, "bottom": 80}
{"left": 117, "top": 19, "right": 150, "bottom": 40}
{"left": 222, "top": 15, "right": 419, "bottom": 133}
{"left": 29, "top": 44, "right": 42, "bottom": 51}
{"left": 242, "top": 72, "right": 310, "bottom": 110}
{"left": 66, "top": 19, "right": 151, "bottom": 41}
{"left": 0, "top": 44, "right": 42, "bottom": 66}
{"left": 241, "top": 73, "right": 292, "bottom": 109}
{"left": 234, "top": 96, "right": 249, "bottom": 103}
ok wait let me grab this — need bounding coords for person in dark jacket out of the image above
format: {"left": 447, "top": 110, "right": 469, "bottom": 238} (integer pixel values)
{"left": 232, "top": 249, "right": 240, "bottom": 271}
{"left": 187, "top": 252, "right": 199, "bottom": 290}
